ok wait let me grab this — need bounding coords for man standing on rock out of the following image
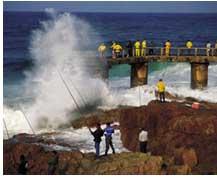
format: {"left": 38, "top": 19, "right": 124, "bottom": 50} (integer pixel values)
{"left": 48, "top": 151, "right": 59, "bottom": 175}
{"left": 157, "top": 79, "right": 166, "bottom": 103}
{"left": 88, "top": 123, "right": 104, "bottom": 158}
{"left": 139, "top": 128, "right": 148, "bottom": 153}
{"left": 104, "top": 122, "right": 115, "bottom": 156}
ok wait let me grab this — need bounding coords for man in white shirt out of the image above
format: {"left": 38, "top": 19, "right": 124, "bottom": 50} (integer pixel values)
{"left": 139, "top": 128, "right": 148, "bottom": 153}
{"left": 206, "top": 41, "right": 212, "bottom": 56}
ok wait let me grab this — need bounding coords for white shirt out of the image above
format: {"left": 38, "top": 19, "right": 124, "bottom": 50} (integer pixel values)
{"left": 206, "top": 43, "right": 211, "bottom": 48}
{"left": 139, "top": 130, "right": 148, "bottom": 142}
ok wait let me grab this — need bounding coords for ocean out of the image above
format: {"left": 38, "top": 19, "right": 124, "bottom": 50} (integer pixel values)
{"left": 3, "top": 11, "right": 217, "bottom": 143}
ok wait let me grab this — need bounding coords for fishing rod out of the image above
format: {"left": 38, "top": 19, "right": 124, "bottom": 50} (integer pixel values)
{"left": 3, "top": 118, "right": 10, "bottom": 139}
{"left": 69, "top": 79, "right": 88, "bottom": 108}
{"left": 56, "top": 69, "right": 83, "bottom": 114}
{"left": 3, "top": 118, "right": 18, "bottom": 170}
{"left": 18, "top": 104, "right": 36, "bottom": 135}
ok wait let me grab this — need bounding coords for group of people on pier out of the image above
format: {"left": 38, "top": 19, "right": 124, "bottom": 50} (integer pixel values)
{"left": 98, "top": 39, "right": 217, "bottom": 58}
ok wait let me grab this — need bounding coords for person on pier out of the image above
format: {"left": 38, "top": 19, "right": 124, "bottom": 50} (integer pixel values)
{"left": 186, "top": 40, "right": 193, "bottom": 56}
{"left": 113, "top": 43, "right": 123, "bottom": 58}
{"left": 134, "top": 40, "right": 141, "bottom": 57}
{"left": 111, "top": 41, "right": 116, "bottom": 59}
{"left": 206, "top": 41, "right": 212, "bottom": 56}
{"left": 215, "top": 40, "right": 217, "bottom": 56}
{"left": 98, "top": 43, "right": 106, "bottom": 59}
{"left": 156, "top": 79, "right": 166, "bottom": 103}
{"left": 165, "top": 40, "right": 171, "bottom": 56}
{"left": 126, "top": 40, "right": 133, "bottom": 57}
{"left": 141, "top": 38, "right": 147, "bottom": 57}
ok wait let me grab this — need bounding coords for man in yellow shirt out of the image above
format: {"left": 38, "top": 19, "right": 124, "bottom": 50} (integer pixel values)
{"left": 186, "top": 40, "right": 193, "bottom": 56}
{"left": 98, "top": 43, "right": 106, "bottom": 58}
{"left": 134, "top": 40, "right": 141, "bottom": 57}
{"left": 141, "top": 39, "right": 147, "bottom": 57}
{"left": 111, "top": 41, "right": 116, "bottom": 59}
{"left": 165, "top": 40, "right": 171, "bottom": 56}
{"left": 114, "top": 43, "right": 123, "bottom": 58}
{"left": 156, "top": 79, "right": 166, "bottom": 102}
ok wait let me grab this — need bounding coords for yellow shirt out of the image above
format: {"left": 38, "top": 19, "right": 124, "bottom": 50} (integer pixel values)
{"left": 157, "top": 81, "right": 166, "bottom": 92}
{"left": 134, "top": 41, "right": 140, "bottom": 49}
{"left": 114, "top": 44, "right": 122, "bottom": 52}
{"left": 111, "top": 43, "right": 116, "bottom": 50}
{"left": 142, "top": 40, "right": 147, "bottom": 48}
{"left": 186, "top": 41, "right": 193, "bottom": 48}
{"left": 165, "top": 42, "right": 171, "bottom": 48}
{"left": 98, "top": 45, "right": 106, "bottom": 52}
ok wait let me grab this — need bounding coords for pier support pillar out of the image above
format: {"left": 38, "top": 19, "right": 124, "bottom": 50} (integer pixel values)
{"left": 191, "top": 62, "right": 209, "bottom": 89}
{"left": 130, "top": 62, "right": 148, "bottom": 87}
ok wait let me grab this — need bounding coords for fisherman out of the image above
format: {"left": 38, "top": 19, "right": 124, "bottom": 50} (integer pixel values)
{"left": 157, "top": 79, "right": 166, "bottom": 103}
{"left": 98, "top": 43, "right": 106, "bottom": 59}
{"left": 111, "top": 41, "right": 116, "bottom": 59}
{"left": 149, "top": 41, "right": 154, "bottom": 55}
{"left": 104, "top": 122, "right": 115, "bottom": 156}
{"left": 48, "top": 151, "right": 59, "bottom": 175}
{"left": 141, "top": 38, "right": 147, "bottom": 56}
{"left": 88, "top": 123, "right": 104, "bottom": 158}
{"left": 206, "top": 41, "right": 212, "bottom": 56}
{"left": 215, "top": 40, "right": 217, "bottom": 56}
{"left": 186, "top": 40, "right": 193, "bottom": 56}
{"left": 17, "top": 155, "right": 28, "bottom": 175}
{"left": 165, "top": 40, "right": 171, "bottom": 56}
{"left": 114, "top": 43, "right": 123, "bottom": 58}
{"left": 134, "top": 40, "right": 141, "bottom": 57}
{"left": 139, "top": 128, "right": 148, "bottom": 153}
{"left": 126, "top": 40, "right": 133, "bottom": 57}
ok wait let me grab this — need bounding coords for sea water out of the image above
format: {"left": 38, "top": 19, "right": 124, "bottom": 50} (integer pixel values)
{"left": 3, "top": 11, "right": 217, "bottom": 149}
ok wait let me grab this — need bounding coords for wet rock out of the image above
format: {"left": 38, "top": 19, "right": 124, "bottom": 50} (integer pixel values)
{"left": 119, "top": 101, "right": 217, "bottom": 173}
{"left": 4, "top": 141, "right": 182, "bottom": 175}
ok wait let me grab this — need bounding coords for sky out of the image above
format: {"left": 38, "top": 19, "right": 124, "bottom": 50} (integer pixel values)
{"left": 3, "top": 1, "right": 217, "bottom": 13}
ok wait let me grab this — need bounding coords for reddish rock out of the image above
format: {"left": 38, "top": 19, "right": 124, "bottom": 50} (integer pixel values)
{"left": 119, "top": 101, "right": 217, "bottom": 173}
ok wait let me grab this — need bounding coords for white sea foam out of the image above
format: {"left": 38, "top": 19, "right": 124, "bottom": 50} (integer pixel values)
{"left": 41, "top": 124, "right": 128, "bottom": 153}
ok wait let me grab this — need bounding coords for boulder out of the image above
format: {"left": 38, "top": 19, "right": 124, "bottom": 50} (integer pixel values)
{"left": 119, "top": 101, "right": 217, "bottom": 173}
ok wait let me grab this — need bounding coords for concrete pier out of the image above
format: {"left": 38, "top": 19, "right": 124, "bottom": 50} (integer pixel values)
{"left": 130, "top": 62, "right": 148, "bottom": 87}
{"left": 106, "top": 46, "right": 217, "bottom": 89}
{"left": 191, "top": 62, "right": 209, "bottom": 89}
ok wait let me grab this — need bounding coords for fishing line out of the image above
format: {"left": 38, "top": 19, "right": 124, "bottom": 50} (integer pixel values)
{"left": 3, "top": 118, "right": 10, "bottom": 139}
{"left": 56, "top": 69, "right": 83, "bottom": 114}
{"left": 18, "top": 104, "right": 36, "bottom": 135}
{"left": 69, "top": 79, "right": 88, "bottom": 107}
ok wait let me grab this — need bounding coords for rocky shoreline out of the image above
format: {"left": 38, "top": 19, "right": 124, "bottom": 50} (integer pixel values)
{"left": 3, "top": 99, "right": 217, "bottom": 175}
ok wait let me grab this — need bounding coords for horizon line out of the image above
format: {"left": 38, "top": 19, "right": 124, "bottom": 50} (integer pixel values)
{"left": 3, "top": 10, "right": 217, "bottom": 14}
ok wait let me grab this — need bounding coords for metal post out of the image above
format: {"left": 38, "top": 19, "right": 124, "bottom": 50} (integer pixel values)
{"left": 195, "top": 48, "right": 198, "bottom": 56}
{"left": 132, "top": 48, "right": 135, "bottom": 57}
{"left": 177, "top": 48, "right": 180, "bottom": 56}
{"left": 160, "top": 48, "right": 163, "bottom": 56}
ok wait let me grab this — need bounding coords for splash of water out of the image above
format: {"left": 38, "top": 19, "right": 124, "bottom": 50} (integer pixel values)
{"left": 3, "top": 11, "right": 117, "bottom": 132}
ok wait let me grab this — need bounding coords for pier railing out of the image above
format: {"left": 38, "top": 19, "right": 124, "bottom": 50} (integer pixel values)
{"left": 105, "top": 47, "right": 217, "bottom": 58}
